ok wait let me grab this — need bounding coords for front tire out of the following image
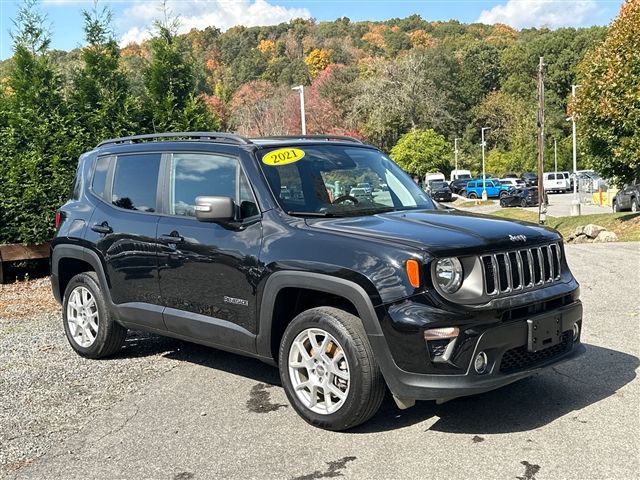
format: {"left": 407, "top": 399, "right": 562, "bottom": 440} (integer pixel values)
{"left": 612, "top": 200, "right": 619, "bottom": 212}
{"left": 520, "top": 198, "right": 528, "bottom": 208}
{"left": 632, "top": 198, "right": 638, "bottom": 212}
{"left": 279, "top": 307, "right": 385, "bottom": 431}
{"left": 468, "top": 192, "right": 477, "bottom": 199}
{"left": 62, "top": 272, "right": 127, "bottom": 359}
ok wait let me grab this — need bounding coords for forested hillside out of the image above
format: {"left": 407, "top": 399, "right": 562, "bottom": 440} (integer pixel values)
{"left": 0, "top": 0, "right": 625, "bottom": 244}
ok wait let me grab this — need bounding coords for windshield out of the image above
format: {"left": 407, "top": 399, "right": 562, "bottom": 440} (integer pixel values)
{"left": 258, "top": 144, "right": 435, "bottom": 217}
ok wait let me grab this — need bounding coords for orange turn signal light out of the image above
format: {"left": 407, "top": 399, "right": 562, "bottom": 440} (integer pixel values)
{"left": 406, "top": 259, "right": 421, "bottom": 288}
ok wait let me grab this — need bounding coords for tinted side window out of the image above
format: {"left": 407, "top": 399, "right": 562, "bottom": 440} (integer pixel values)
{"left": 239, "top": 169, "right": 259, "bottom": 218}
{"left": 112, "top": 153, "right": 161, "bottom": 212}
{"left": 70, "top": 167, "right": 82, "bottom": 200}
{"left": 170, "top": 153, "right": 257, "bottom": 219}
{"left": 92, "top": 155, "right": 111, "bottom": 199}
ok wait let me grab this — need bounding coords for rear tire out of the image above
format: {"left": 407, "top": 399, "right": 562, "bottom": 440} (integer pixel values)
{"left": 612, "top": 200, "right": 619, "bottom": 212}
{"left": 279, "top": 307, "right": 385, "bottom": 431}
{"left": 62, "top": 272, "right": 127, "bottom": 359}
{"left": 468, "top": 192, "right": 477, "bottom": 199}
{"left": 520, "top": 198, "right": 528, "bottom": 208}
{"left": 632, "top": 199, "right": 638, "bottom": 213}
{"left": 500, "top": 198, "right": 507, "bottom": 208}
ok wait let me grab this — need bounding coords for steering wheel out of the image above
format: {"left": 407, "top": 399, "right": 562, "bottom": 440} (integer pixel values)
{"left": 333, "top": 195, "right": 359, "bottom": 205}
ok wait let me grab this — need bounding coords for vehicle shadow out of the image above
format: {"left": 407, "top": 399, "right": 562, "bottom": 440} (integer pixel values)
{"left": 114, "top": 330, "right": 282, "bottom": 386}
{"left": 352, "top": 343, "right": 638, "bottom": 434}
{"left": 113, "top": 334, "right": 637, "bottom": 434}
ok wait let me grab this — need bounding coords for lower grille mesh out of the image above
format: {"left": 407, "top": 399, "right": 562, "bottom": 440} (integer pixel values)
{"left": 499, "top": 332, "right": 572, "bottom": 374}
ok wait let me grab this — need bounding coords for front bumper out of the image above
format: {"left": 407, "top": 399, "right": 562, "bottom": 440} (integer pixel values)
{"left": 371, "top": 295, "right": 584, "bottom": 401}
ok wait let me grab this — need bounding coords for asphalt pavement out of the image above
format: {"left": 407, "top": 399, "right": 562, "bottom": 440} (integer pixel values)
{"left": 453, "top": 192, "right": 612, "bottom": 217}
{"left": 10, "top": 243, "right": 640, "bottom": 480}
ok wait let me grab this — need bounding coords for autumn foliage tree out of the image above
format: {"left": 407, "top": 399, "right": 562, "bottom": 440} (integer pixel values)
{"left": 576, "top": 0, "right": 640, "bottom": 184}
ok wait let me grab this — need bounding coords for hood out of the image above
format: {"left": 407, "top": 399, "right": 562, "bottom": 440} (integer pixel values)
{"left": 306, "top": 209, "right": 559, "bottom": 256}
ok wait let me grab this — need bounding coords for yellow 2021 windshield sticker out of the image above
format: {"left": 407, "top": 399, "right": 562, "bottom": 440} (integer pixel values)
{"left": 262, "top": 148, "right": 305, "bottom": 166}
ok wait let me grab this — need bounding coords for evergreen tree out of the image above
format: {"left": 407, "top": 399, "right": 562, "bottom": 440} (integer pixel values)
{"left": 144, "top": 4, "right": 218, "bottom": 132}
{"left": 70, "top": 2, "right": 139, "bottom": 144}
{"left": 0, "top": 0, "right": 82, "bottom": 244}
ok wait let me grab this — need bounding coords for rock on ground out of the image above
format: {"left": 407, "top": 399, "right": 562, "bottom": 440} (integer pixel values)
{"left": 583, "top": 224, "right": 606, "bottom": 239}
{"left": 594, "top": 231, "right": 618, "bottom": 243}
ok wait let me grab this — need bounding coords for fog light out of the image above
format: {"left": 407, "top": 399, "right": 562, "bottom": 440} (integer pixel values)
{"left": 573, "top": 322, "right": 580, "bottom": 341}
{"left": 474, "top": 351, "right": 488, "bottom": 374}
{"left": 425, "top": 327, "right": 459, "bottom": 341}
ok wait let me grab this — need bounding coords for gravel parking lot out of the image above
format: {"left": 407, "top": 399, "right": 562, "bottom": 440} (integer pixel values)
{"left": 1, "top": 243, "right": 639, "bottom": 480}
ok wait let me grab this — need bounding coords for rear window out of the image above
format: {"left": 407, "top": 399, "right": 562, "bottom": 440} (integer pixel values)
{"left": 111, "top": 153, "right": 161, "bottom": 212}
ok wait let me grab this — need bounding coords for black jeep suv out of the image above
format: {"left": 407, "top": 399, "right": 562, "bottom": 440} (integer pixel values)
{"left": 52, "top": 132, "right": 584, "bottom": 430}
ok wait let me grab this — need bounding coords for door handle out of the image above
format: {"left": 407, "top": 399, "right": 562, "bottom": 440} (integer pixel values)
{"left": 91, "top": 222, "right": 112, "bottom": 234}
{"left": 160, "top": 232, "right": 184, "bottom": 243}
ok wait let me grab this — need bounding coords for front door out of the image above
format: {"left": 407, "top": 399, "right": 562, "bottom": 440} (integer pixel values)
{"left": 157, "top": 151, "right": 262, "bottom": 353}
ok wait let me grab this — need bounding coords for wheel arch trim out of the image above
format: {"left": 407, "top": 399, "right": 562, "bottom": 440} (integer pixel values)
{"left": 51, "top": 245, "right": 112, "bottom": 304}
{"left": 256, "top": 271, "right": 384, "bottom": 360}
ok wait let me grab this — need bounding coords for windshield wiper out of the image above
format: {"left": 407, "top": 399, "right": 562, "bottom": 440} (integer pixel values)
{"left": 287, "top": 211, "right": 335, "bottom": 217}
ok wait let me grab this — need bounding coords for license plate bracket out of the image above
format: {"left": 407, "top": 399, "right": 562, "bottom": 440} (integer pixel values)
{"left": 527, "top": 315, "right": 561, "bottom": 353}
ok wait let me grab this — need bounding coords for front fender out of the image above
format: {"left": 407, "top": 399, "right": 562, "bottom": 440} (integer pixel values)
{"left": 256, "top": 271, "right": 386, "bottom": 359}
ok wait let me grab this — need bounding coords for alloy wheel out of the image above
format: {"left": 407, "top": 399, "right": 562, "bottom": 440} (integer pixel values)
{"left": 288, "top": 328, "right": 350, "bottom": 415}
{"left": 66, "top": 286, "right": 99, "bottom": 348}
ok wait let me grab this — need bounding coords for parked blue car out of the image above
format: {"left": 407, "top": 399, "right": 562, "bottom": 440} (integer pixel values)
{"left": 464, "top": 179, "right": 511, "bottom": 199}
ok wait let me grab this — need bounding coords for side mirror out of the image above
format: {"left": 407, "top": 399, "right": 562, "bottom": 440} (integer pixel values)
{"left": 195, "top": 196, "right": 235, "bottom": 222}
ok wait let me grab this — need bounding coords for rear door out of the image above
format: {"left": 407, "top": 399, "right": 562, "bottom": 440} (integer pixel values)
{"left": 86, "top": 152, "right": 164, "bottom": 330}
{"left": 157, "top": 150, "right": 263, "bottom": 352}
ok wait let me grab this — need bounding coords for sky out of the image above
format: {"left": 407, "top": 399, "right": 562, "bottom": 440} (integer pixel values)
{"left": 0, "top": 0, "right": 625, "bottom": 60}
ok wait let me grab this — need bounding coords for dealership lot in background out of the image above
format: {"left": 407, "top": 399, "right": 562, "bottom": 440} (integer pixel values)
{"left": 1, "top": 243, "right": 638, "bottom": 480}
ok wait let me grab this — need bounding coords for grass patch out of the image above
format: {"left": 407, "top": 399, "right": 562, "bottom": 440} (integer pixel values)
{"left": 454, "top": 199, "right": 496, "bottom": 208}
{"left": 489, "top": 210, "right": 640, "bottom": 242}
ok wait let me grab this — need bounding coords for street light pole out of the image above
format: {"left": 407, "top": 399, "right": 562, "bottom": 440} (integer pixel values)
{"left": 568, "top": 84, "right": 580, "bottom": 216}
{"left": 292, "top": 85, "right": 306, "bottom": 135}
{"left": 554, "top": 138, "right": 557, "bottom": 174}
{"left": 454, "top": 137, "right": 460, "bottom": 173}
{"left": 481, "top": 127, "right": 490, "bottom": 201}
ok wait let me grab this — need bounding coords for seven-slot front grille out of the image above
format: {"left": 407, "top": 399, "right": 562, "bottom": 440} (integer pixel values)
{"left": 481, "top": 243, "right": 561, "bottom": 296}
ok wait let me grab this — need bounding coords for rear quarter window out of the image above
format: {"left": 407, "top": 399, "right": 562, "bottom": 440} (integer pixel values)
{"left": 91, "top": 156, "right": 111, "bottom": 200}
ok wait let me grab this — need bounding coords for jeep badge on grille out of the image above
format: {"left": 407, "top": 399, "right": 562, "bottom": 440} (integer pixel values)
{"left": 509, "top": 234, "right": 527, "bottom": 242}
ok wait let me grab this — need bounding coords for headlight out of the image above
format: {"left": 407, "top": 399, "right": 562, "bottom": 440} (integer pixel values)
{"left": 434, "top": 257, "right": 463, "bottom": 294}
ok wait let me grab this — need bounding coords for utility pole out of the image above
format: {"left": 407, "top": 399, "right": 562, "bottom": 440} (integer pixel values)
{"left": 568, "top": 84, "right": 581, "bottom": 216}
{"left": 454, "top": 138, "right": 460, "bottom": 173}
{"left": 554, "top": 138, "right": 557, "bottom": 174}
{"left": 481, "top": 128, "right": 490, "bottom": 201}
{"left": 537, "top": 57, "right": 546, "bottom": 225}
{"left": 292, "top": 85, "right": 306, "bottom": 135}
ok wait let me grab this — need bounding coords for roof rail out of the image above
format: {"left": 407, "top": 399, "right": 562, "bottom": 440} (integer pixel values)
{"left": 257, "top": 135, "right": 363, "bottom": 144}
{"left": 96, "top": 132, "right": 252, "bottom": 148}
